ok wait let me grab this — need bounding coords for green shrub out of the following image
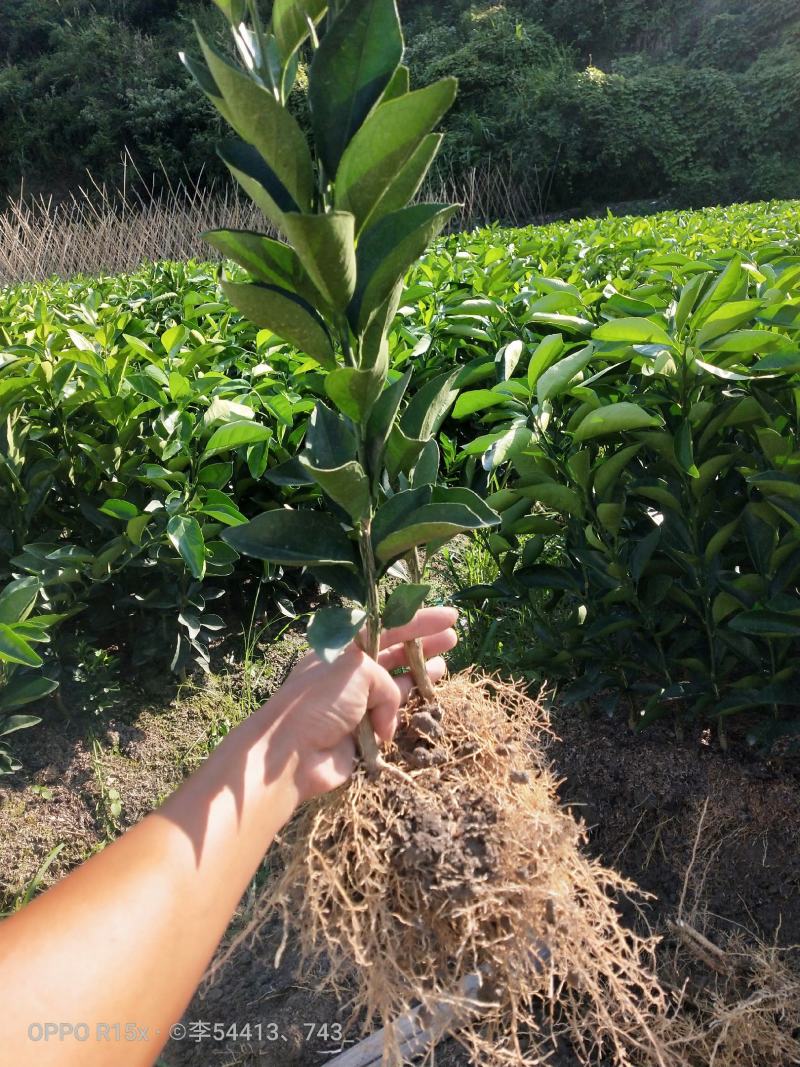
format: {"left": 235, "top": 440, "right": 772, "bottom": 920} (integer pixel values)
{"left": 453, "top": 237, "right": 800, "bottom": 746}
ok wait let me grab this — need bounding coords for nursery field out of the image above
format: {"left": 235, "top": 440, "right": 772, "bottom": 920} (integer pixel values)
{"left": 2, "top": 199, "right": 800, "bottom": 1065}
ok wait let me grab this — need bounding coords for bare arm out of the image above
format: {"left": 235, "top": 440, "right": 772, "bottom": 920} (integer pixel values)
{"left": 0, "top": 608, "right": 457, "bottom": 1067}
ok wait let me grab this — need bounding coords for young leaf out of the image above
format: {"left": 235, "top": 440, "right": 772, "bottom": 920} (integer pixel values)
{"left": 335, "top": 79, "right": 457, "bottom": 233}
{"left": 196, "top": 27, "right": 314, "bottom": 210}
{"left": 309, "top": 0, "right": 403, "bottom": 175}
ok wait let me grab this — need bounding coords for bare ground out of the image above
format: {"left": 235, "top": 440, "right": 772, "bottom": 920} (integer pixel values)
{"left": 1, "top": 634, "right": 799, "bottom": 1067}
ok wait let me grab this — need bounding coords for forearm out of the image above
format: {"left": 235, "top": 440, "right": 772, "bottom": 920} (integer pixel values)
{"left": 0, "top": 694, "right": 301, "bottom": 1067}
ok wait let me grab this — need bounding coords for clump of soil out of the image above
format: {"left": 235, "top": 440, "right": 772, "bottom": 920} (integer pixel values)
{"left": 239, "top": 674, "right": 673, "bottom": 1067}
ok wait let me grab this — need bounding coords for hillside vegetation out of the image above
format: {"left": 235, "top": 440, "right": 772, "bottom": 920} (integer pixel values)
{"left": 1, "top": 0, "right": 798, "bottom": 212}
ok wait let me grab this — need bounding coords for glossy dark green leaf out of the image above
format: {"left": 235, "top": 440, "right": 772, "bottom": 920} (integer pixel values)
{"left": 203, "top": 419, "right": 272, "bottom": 457}
{"left": 0, "top": 578, "right": 39, "bottom": 625}
{"left": 307, "top": 606, "right": 366, "bottom": 663}
{"left": 729, "top": 611, "right": 800, "bottom": 637}
{"left": 383, "top": 584, "right": 430, "bottom": 628}
{"left": 0, "top": 626, "right": 42, "bottom": 668}
{"left": 167, "top": 515, "right": 206, "bottom": 580}
{"left": 223, "top": 509, "right": 357, "bottom": 567}
{"left": 0, "top": 674, "right": 58, "bottom": 712}
{"left": 375, "top": 502, "right": 493, "bottom": 563}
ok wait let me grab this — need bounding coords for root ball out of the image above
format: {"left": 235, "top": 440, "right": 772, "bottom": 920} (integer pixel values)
{"left": 258, "top": 674, "right": 674, "bottom": 1065}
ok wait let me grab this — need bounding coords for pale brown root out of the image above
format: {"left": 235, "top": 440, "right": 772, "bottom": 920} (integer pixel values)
{"left": 234, "top": 673, "right": 674, "bottom": 1066}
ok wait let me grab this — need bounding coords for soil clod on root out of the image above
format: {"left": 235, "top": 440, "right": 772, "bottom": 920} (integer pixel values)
{"left": 252, "top": 675, "right": 675, "bottom": 1065}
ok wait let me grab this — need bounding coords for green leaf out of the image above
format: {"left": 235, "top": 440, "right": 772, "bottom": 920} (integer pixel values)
{"left": 695, "top": 300, "right": 761, "bottom": 345}
{"left": 0, "top": 713, "right": 42, "bottom": 738}
{"left": 729, "top": 611, "right": 800, "bottom": 637}
{"left": 202, "top": 229, "right": 298, "bottom": 289}
{"left": 217, "top": 138, "right": 298, "bottom": 224}
{"left": 695, "top": 256, "right": 745, "bottom": 323}
{"left": 281, "top": 212, "right": 357, "bottom": 310}
{"left": 167, "top": 515, "right": 206, "bottom": 580}
{"left": 300, "top": 458, "right": 371, "bottom": 521}
{"left": 203, "top": 419, "right": 272, "bottom": 457}
{"left": 375, "top": 502, "right": 494, "bottom": 563}
{"left": 0, "top": 578, "right": 39, "bottom": 625}
{"left": 527, "top": 333, "right": 564, "bottom": 388}
{"left": 383, "top": 584, "right": 430, "bottom": 628}
{"left": 196, "top": 27, "right": 313, "bottom": 210}
{"left": 335, "top": 79, "right": 456, "bottom": 233}
{"left": 210, "top": 0, "right": 247, "bottom": 23}
{"left": 400, "top": 369, "right": 460, "bottom": 441}
{"left": 223, "top": 509, "right": 357, "bottom": 567}
{"left": 309, "top": 0, "right": 403, "bottom": 175}
{"left": 430, "top": 487, "right": 500, "bottom": 527}
{"left": 99, "top": 499, "right": 139, "bottom": 521}
{"left": 453, "top": 388, "right": 511, "bottom": 420}
{"left": 0, "top": 625, "right": 42, "bottom": 668}
{"left": 675, "top": 421, "right": 699, "bottom": 478}
{"left": 592, "top": 317, "right": 673, "bottom": 347}
{"left": 412, "top": 439, "right": 439, "bottom": 488}
{"left": 272, "top": 0, "right": 327, "bottom": 60}
{"left": 305, "top": 402, "right": 358, "bottom": 468}
{"left": 536, "top": 346, "right": 594, "bottom": 404}
{"left": 365, "top": 370, "right": 412, "bottom": 478}
{"left": 519, "top": 482, "right": 583, "bottom": 516}
{"left": 351, "top": 204, "right": 459, "bottom": 332}
{"left": 221, "top": 280, "right": 335, "bottom": 367}
{"left": 307, "top": 607, "right": 367, "bottom": 664}
{"left": 753, "top": 350, "right": 800, "bottom": 374}
{"left": 326, "top": 364, "right": 385, "bottom": 423}
{"left": 593, "top": 443, "right": 641, "bottom": 500}
{"left": 573, "top": 402, "right": 661, "bottom": 441}
{"left": 0, "top": 674, "right": 58, "bottom": 712}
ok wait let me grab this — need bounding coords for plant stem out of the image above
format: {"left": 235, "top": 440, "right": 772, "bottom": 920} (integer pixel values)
{"left": 355, "top": 520, "right": 391, "bottom": 775}
{"left": 405, "top": 548, "right": 436, "bottom": 702}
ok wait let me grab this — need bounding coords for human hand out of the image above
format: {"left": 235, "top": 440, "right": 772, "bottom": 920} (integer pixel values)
{"left": 268, "top": 607, "right": 458, "bottom": 801}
